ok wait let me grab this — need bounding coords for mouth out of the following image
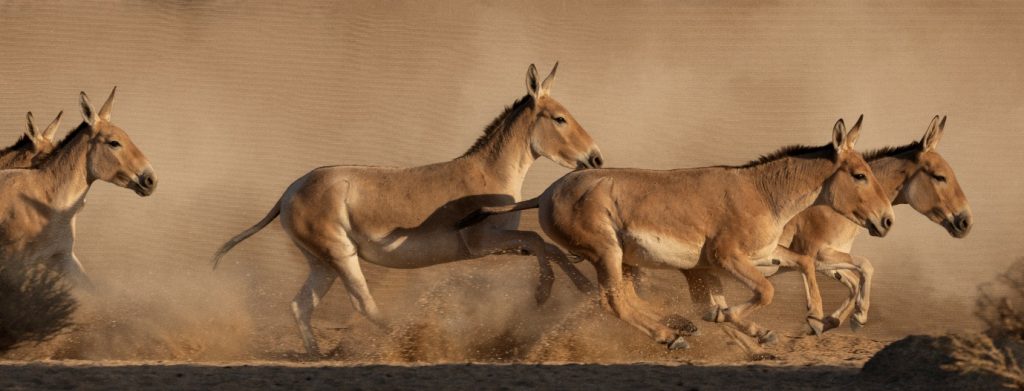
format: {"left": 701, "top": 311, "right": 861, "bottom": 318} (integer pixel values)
{"left": 942, "top": 219, "right": 970, "bottom": 238}
{"left": 866, "top": 220, "right": 884, "bottom": 237}
{"left": 127, "top": 180, "right": 154, "bottom": 197}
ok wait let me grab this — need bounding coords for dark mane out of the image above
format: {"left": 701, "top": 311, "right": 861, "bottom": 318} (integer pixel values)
{"left": 459, "top": 95, "right": 534, "bottom": 158}
{"left": 0, "top": 134, "right": 35, "bottom": 154}
{"left": 863, "top": 141, "right": 922, "bottom": 161}
{"left": 734, "top": 143, "right": 835, "bottom": 168}
{"left": 50, "top": 122, "right": 92, "bottom": 153}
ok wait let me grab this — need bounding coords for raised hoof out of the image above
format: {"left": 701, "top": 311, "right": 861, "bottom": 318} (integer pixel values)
{"left": 668, "top": 336, "right": 691, "bottom": 350}
{"left": 822, "top": 316, "right": 841, "bottom": 332}
{"left": 757, "top": 330, "right": 778, "bottom": 345}
{"left": 663, "top": 314, "right": 700, "bottom": 336}
{"left": 807, "top": 316, "right": 825, "bottom": 337}
{"left": 750, "top": 352, "right": 778, "bottom": 361}
{"left": 702, "top": 306, "right": 726, "bottom": 323}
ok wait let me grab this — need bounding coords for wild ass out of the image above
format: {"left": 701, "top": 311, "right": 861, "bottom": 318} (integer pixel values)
{"left": 213, "top": 64, "right": 602, "bottom": 356}
{"left": 0, "top": 88, "right": 157, "bottom": 287}
{"left": 684, "top": 115, "right": 972, "bottom": 334}
{"left": 0, "top": 111, "right": 62, "bottom": 169}
{"left": 458, "top": 117, "right": 895, "bottom": 349}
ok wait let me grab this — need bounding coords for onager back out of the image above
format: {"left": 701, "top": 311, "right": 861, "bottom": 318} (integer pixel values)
{"left": 212, "top": 64, "right": 603, "bottom": 356}
{"left": 0, "top": 88, "right": 157, "bottom": 287}
{"left": 0, "top": 111, "right": 62, "bottom": 169}
{"left": 460, "top": 117, "right": 894, "bottom": 350}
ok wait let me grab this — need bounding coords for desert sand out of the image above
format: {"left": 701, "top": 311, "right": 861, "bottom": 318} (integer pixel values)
{"left": 1, "top": 0, "right": 1023, "bottom": 389}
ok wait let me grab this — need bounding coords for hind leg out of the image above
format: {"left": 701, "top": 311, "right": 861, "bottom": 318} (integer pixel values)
{"left": 291, "top": 251, "right": 338, "bottom": 356}
{"left": 681, "top": 268, "right": 730, "bottom": 323}
{"left": 623, "top": 265, "right": 699, "bottom": 339}
{"left": 592, "top": 249, "right": 685, "bottom": 348}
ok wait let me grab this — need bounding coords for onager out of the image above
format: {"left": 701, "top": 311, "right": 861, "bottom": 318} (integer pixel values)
{"left": 459, "top": 117, "right": 895, "bottom": 349}
{"left": 0, "top": 111, "right": 62, "bottom": 169}
{"left": 0, "top": 88, "right": 157, "bottom": 287}
{"left": 213, "top": 64, "right": 603, "bottom": 356}
{"left": 692, "top": 115, "right": 972, "bottom": 332}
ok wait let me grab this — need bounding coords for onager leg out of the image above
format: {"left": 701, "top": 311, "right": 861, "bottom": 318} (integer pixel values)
{"left": 623, "top": 265, "right": 699, "bottom": 339}
{"left": 681, "top": 268, "right": 729, "bottom": 322}
{"left": 62, "top": 253, "right": 95, "bottom": 291}
{"left": 814, "top": 248, "right": 874, "bottom": 328}
{"left": 768, "top": 246, "right": 826, "bottom": 336}
{"left": 593, "top": 248, "right": 687, "bottom": 349}
{"left": 291, "top": 252, "right": 338, "bottom": 356}
{"left": 461, "top": 228, "right": 594, "bottom": 305}
{"left": 715, "top": 251, "right": 777, "bottom": 345}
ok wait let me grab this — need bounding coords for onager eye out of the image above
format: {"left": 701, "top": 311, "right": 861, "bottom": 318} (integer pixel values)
{"left": 933, "top": 174, "right": 947, "bottom": 182}
{"left": 553, "top": 116, "right": 567, "bottom": 125}
{"left": 852, "top": 173, "right": 867, "bottom": 181}
{"left": 107, "top": 140, "right": 122, "bottom": 149}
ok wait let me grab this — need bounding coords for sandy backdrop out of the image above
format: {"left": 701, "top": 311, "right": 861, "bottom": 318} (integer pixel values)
{"left": 1, "top": 1, "right": 1023, "bottom": 361}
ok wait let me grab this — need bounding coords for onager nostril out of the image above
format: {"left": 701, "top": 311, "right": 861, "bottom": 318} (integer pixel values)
{"left": 957, "top": 215, "right": 970, "bottom": 231}
{"left": 590, "top": 154, "right": 604, "bottom": 168}
{"left": 881, "top": 216, "right": 892, "bottom": 230}
{"left": 142, "top": 175, "right": 154, "bottom": 187}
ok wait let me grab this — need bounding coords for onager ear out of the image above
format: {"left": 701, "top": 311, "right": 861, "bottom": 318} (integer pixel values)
{"left": 98, "top": 86, "right": 116, "bottom": 122}
{"left": 921, "top": 115, "right": 944, "bottom": 152}
{"left": 26, "top": 112, "right": 39, "bottom": 138}
{"left": 42, "top": 111, "right": 63, "bottom": 142}
{"left": 526, "top": 64, "right": 541, "bottom": 100}
{"left": 538, "top": 62, "right": 558, "bottom": 98}
{"left": 81, "top": 91, "right": 99, "bottom": 125}
{"left": 845, "top": 114, "right": 863, "bottom": 150}
{"left": 831, "top": 118, "right": 848, "bottom": 152}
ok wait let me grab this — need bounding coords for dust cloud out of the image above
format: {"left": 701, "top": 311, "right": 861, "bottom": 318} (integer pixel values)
{"left": 1, "top": 1, "right": 1022, "bottom": 362}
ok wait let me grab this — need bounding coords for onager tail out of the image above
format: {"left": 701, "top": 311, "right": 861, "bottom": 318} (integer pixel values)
{"left": 455, "top": 197, "right": 540, "bottom": 229}
{"left": 212, "top": 199, "right": 282, "bottom": 270}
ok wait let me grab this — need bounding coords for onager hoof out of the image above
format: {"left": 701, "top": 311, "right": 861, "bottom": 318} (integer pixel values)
{"left": 851, "top": 314, "right": 867, "bottom": 331}
{"left": 668, "top": 336, "right": 691, "bottom": 350}
{"left": 702, "top": 306, "right": 726, "bottom": 323}
{"left": 822, "top": 316, "right": 841, "bottom": 332}
{"left": 807, "top": 316, "right": 825, "bottom": 337}
{"left": 663, "top": 314, "right": 700, "bottom": 336}
{"left": 853, "top": 311, "right": 869, "bottom": 327}
{"left": 757, "top": 330, "right": 778, "bottom": 345}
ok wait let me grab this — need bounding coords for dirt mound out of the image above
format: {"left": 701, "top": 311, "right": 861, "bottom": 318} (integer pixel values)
{"left": 862, "top": 334, "right": 1010, "bottom": 389}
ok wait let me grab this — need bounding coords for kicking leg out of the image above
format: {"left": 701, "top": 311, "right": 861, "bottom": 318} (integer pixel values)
{"left": 291, "top": 251, "right": 338, "bottom": 356}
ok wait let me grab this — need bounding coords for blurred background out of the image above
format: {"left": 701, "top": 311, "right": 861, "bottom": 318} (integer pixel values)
{"left": 0, "top": 1, "right": 1021, "bottom": 360}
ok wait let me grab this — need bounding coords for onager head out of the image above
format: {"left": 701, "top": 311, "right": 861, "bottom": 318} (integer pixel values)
{"left": 525, "top": 63, "right": 603, "bottom": 169}
{"left": 79, "top": 87, "right": 157, "bottom": 196}
{"left": 0, "top": 111, "right": 61, "bottom": 168}
{"left": 820, "top": 115, "right": 896, "bottom": 237}
{"left": 901, "top": 116, "right": 972, "bottom": 238}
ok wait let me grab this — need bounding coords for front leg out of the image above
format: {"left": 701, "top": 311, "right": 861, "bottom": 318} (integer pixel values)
{"left": 60, "top": 252, "right": 95, "bottom": 292}
{"left": 815, "top": 248, "right": 874, "bottom": 328}
{"left": 765, "top": 246, "right": 826, "bottom": 336}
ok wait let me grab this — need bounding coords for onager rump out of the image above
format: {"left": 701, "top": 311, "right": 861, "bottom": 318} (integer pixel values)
{"left": 213, "top": 64, "right": 603, "bottom": 356}
{"left": 460, "top": 116, "right": 894, "bottom": 349}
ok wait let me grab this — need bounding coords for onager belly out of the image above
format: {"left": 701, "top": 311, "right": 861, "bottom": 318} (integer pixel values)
{"left": 622, "top": 231, "right": 703, "bottom": 270}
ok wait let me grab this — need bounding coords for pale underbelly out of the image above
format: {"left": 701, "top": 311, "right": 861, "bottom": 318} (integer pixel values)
{"left": 621, "top": 231, "right": 704, "bottom": 270}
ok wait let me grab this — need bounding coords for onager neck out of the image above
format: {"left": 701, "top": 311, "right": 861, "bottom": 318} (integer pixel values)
{"left": 748, "top": 152, "right": 836, "bottom": 224}
{"left": 870, "top": 154, "right": 918, "bottom": 206}
{"left": 36, "top": 125, "right": 93, "bottom": 211}
{"left": 457, "top": 97, "right": 538, "bottom": 196}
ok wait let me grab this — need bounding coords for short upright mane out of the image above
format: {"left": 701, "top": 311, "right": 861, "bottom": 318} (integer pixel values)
{"left": 0, "top": 134, "right": 35, "bottom": 154}
{"left": 460, "top": 95, "right": 534, "bottom": 158}
{"left": 734, "top": 144, "right": 835, "bottom": 168}
{"left": 864, "top": 142, "right": 921, "bottom": 161}
{"left": 50, "top": 122, "right": 91, "bottom": 153}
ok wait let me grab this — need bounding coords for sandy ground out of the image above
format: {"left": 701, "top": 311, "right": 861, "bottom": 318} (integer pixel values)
{"left": 2, "top": 0, "right": 1023, "bottom": 389}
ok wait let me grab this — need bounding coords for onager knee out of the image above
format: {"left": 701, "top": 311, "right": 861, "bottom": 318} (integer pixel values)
{"left": 754, "top": 282, "right": 775, "bottom": 306}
